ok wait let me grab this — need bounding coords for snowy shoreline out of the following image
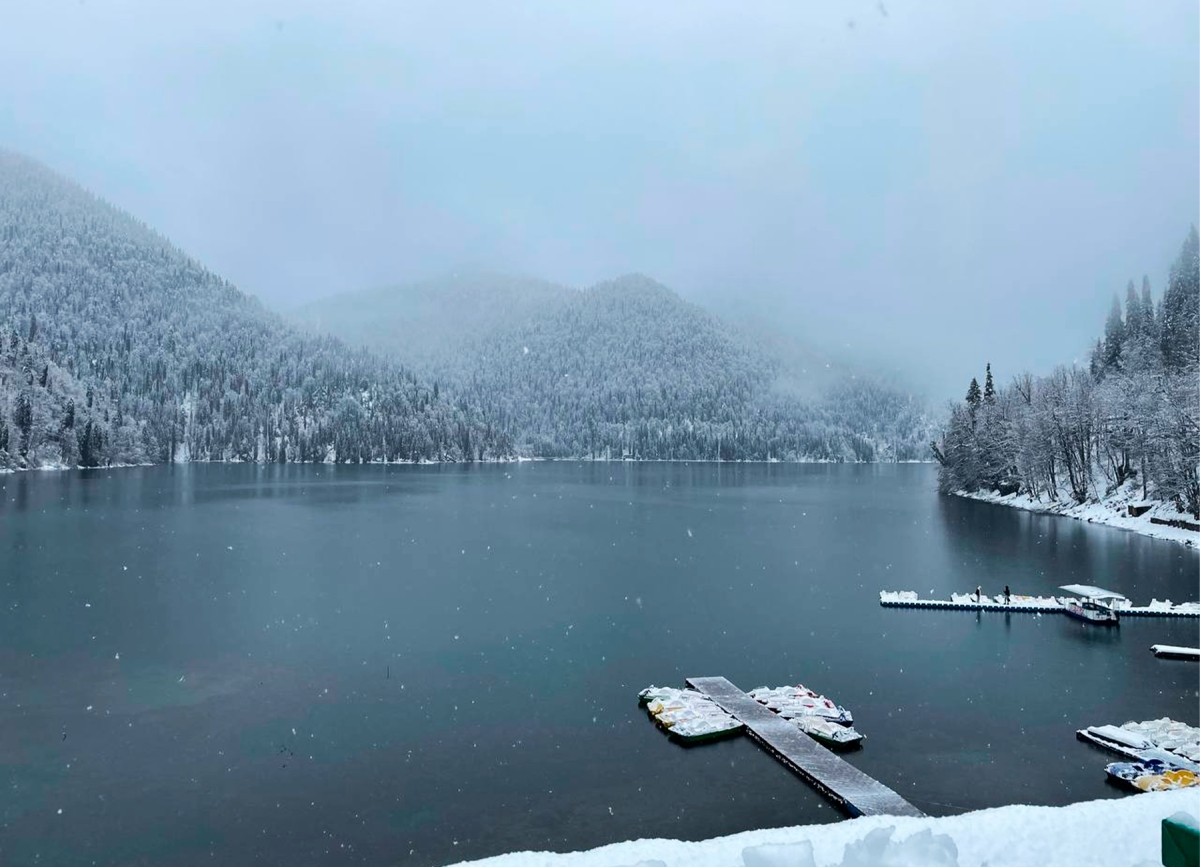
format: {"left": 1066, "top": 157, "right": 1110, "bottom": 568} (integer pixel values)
{"left": 956, "top": 481, "right": 1199, "bottom": 548}
{"left": 446, "top": 790, "right": 1195, "bottom": 867}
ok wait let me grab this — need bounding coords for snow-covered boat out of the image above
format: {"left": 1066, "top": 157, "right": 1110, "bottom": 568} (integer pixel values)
{"left": 1078, "top": 718, "right": 1200, "bottom": 793}
{"left": 1151, "top": 644, "right": 1200, "bottom": 660}
{"left": 749, "top": 685, "right": 853, "bottom": 725}
{"left": 1059, "top": 584, "right": 1124, "bottom": 625}
{"left": 794, "top": 715, "right": 863, "bottom": 749}
{"left": 638, "top": 686, "right": 744, "bottom": 744}
{"left": 1105, "top": 759, "right": 1199, "bottom": 792}
{"left": 1121, "top": 718, "right": 1200, "bottom": 763}
{"left": 1084, "top": 724, "right": 1153, "bottom": 752}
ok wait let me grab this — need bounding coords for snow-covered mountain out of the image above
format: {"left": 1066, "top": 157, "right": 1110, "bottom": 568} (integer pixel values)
{"left": 297, "top": 273, "right": 935, "bottom": 461}
{"left": 0, "top": 150, "right": 511, "bottom": 468}
{"left": 0, "top": 148, "right": 933, "bottom": 469}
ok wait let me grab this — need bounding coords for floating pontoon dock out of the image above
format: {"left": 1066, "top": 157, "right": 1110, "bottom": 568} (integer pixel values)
{"left": 879, "top": 591, "right": 1200, "bottom": 618}
{"left": 685, "top": 676, "right": 925, "bottom": 819}
{"left": 1076, "top": 720, "right": 1200, "bottom": 767}
{"left": 1151, "top": 645, "right": 1200, "bottom": 660}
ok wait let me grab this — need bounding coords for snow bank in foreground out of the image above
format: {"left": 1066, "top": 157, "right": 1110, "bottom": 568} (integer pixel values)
{"left": 447, "top": 791, "right": 1195, "bottom": 867}
{"left": 959, "top": 482, "right": 1197, "bottom": 548}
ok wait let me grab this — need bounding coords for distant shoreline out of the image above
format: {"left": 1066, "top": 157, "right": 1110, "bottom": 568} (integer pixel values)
{"left": 956, "top": 483, "right": 1198, "bottom": 548}
{"left": 0, "top": 456, "right": 938, "bottom": 475}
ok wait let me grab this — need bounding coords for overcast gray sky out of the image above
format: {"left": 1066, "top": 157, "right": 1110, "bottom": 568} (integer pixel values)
{"left": 1, "top": 0, "right": 1196, "bottom": 399}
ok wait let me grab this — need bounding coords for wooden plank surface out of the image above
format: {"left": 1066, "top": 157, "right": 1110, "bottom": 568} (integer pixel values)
{"left": 686, "top": 676, "right": 925, "bottom": 819}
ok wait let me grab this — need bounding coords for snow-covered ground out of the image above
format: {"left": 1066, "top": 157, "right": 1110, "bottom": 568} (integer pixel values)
{"left": 447, "top": 791, "right": 1196, "bottom": 867}
{"left": 959, "top": 480, "right": 1198, "bottom": 548}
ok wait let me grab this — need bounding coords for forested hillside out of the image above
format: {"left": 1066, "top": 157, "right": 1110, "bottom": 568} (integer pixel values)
{"left": 0, "top": 149, "right": 934, "bottom": 471}
{"left": 0, "top": 150, "right": 511, "bottom": 469}
{"left": 298, "top": 274, "right": 935, "bottom": 461}
{"left": 933, "top": 227, "right": 1200, "bottom": 517}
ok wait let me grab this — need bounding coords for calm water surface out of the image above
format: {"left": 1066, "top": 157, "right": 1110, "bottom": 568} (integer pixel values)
{"left": 1, "top": 463, "right": 1197, "bottom": 865}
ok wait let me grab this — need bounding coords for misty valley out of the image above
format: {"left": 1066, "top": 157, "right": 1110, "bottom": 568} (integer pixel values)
{"left": 1, "top": 148, "right": 1197, "bottom": 867}
{"left": 2, "top": 3, "right": 1199, "bottom": 866}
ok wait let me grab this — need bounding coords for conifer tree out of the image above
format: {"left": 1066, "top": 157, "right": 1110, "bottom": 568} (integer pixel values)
{"left": 14, "top": 390, "right": 32, "bottom": 457}
{"left": 1123, "top": 279, "right": 1142, "bottom": 341}
{"left": 1160, "top": 225, "right": 1199, "bottom": 371}
{"left": 1140, "top": 276, "right": 1155, "bottom": 341}
{"left": 966, "top": 377, "right": 982, "bottom": 411}
{"left": 934, "top": 227, "right": 1200, "bottom": 518}
{"left": 1101, "top": 293, "right": 1124, "bottom": 373}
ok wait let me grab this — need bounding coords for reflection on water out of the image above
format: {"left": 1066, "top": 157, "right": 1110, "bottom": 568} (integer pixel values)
{"left": 0, "top": 463, "right": 1196, "bottom": 866}
{"left": 1059, "top": 618, "right": 1125, "bottom": 647}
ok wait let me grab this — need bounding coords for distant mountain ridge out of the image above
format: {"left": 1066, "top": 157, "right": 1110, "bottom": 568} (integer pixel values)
{"left": 297, "top": 272, "right": 935, "bottom": 461}
{"left": 0, "top": 149, "right": 510, "bottom": 469}
{"left": 0, "top": 149, "right": 931, "bottom": 468}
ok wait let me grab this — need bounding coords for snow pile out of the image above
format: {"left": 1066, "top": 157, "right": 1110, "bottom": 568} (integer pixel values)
{"left": 446, "top": 791, "right": 1195, "bottom": 867}
{"left": 879, "top": 591, "right": 918, "bottom": 603}
{"left": 1142, "top": 599, "right": 1200, "bottom": 615}
{"left": 743, "top": 827, "right": 956, "bottom": 867}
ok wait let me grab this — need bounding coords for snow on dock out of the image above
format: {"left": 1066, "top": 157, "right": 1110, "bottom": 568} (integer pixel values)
{"left": 1151, "top": 645, "right": 1200, "bottom": 659}
{"left": 1124, "top": 599, "right": 1200, "bottom": 617}
{"left": 879, "top": 590, "right": 1061, "bottom": 612}
{"left": 685, "top": 676, "right": 925, "bottom": 819}
{"left": 879, "top": 590, "right": 1200, "bottom": 617}
{"left": 1077, "top": 719, "right": 1200, "bottom": 768}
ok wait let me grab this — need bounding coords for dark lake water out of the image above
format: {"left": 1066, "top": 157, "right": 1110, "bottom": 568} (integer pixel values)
{"left": 1, "top": 463, "right": 1197, "bottom": 866}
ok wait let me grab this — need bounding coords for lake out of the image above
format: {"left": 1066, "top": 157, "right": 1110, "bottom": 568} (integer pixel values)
{"left": 1, "top": 463, "right": 1197, "bottom": 866}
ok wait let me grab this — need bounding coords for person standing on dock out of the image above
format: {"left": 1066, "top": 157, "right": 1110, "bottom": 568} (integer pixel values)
{"left": 1004, "top": 585, "right": 1011, "bottom": 605}
{"left": 975, "top": 585, "right": 982, "bottom": 603}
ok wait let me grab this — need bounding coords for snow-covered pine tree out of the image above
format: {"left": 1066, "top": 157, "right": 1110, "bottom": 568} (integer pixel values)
{"left": 1100, "top": 292, "right": 1125, "bottom": 375}
{"left": 966, "top": 377, "right": 982, "bottom": 414}
{"left": 1160, "top": 225, "right": 1199, "bottom": 372}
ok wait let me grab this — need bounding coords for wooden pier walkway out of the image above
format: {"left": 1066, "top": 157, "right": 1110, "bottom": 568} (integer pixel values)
{"left": 685, "top": 676, "right": 925, "bottom": 819}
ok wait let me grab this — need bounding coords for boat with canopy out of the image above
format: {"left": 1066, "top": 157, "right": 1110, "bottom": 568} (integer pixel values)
{"left": 1059, "top": 584, "right": 1125, "bottom": 625}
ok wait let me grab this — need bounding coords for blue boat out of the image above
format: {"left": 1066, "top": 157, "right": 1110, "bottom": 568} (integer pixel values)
{"left": 1106, "top": 758, "right": 1199, "bottom": 792}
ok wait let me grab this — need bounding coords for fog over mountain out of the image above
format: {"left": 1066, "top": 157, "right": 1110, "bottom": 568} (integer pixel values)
{"left": 0, "top": 153, "right": 932, "bottom": 466}
{"left": 2, "top": 1, "right": 1195, "bottom": 400}
{"left": 0, "top": 151, "right": 510, "bottom": 467}
{"left": 296, "top": 273, "right": 934, "bottom": 460}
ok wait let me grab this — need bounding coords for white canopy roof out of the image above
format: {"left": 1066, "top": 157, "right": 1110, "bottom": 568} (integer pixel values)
{"left": 1059, "top": 584, "right": 1128, "bottom": 600}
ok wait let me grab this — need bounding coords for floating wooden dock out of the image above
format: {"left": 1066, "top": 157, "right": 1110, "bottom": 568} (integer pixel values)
{"left": 685, "top": 676, "right": 925, "bottom": 819}
{"left": 880, "top": 591, "right": 1200, "bottom": 618}
{"left": 1151, "top": 644, "right": 1200, "bottom": 660}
